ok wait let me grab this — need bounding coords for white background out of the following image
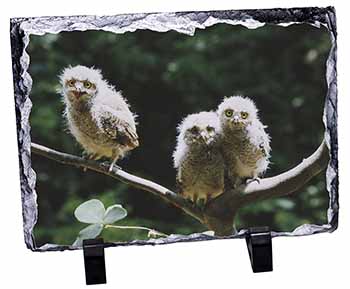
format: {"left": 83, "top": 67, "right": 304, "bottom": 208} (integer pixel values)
{"left": 0, "top": 0, "right": 348, "bottom": 288}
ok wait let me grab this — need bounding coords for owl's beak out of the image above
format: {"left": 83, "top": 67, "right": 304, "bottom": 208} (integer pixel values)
{"left": 72, "top": 90, "right": 85, "bottom": 99}
{"left": 232, "top": 115, "right": 240, "bottom": 124}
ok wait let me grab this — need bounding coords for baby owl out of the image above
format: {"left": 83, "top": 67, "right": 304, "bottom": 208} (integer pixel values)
{"left": 59, "top": 65, "right": 139, "bottom": 171}
{"left": 217, "top": 96, "right": 271, "bottom": 187}
{"left": 173, "top": 111, "right": 225, "bottom": 204}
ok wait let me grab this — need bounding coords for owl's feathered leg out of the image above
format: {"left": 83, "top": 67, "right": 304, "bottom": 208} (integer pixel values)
{"left": 196, "top": 197, "right": 207, "bottom": 210}
{"left": 82, "top": 153, "right": 100, "bottom": 172}
{"left": 224, "top": 169, "right": 232, "bottom": 190}
{"left": 224, "top": 169, "right": 243, "bottom": 190}
{"left": 89, "top": 153, "right": 101, "bottom": 161}
{"left": 192, "top": 194, "right": 198, "bottom": 206}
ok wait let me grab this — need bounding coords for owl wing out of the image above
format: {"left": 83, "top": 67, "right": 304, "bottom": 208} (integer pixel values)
{"left": 247, "top": 120, "right": 271, "bottom": 157}
{"left": 99, "top": 109, "right": 139, "bottom": 148}
{"left": 258, "top": 124, "right": 271, "bottom": 157}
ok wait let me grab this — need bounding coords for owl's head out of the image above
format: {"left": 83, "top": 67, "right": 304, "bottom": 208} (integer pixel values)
{"left": 178, "top": 111, "right": 221, "bottom": 146}
{"left": 217, "top": 96, "right": 258, "bottom": 130}
{"left": 60, "top": 65, "right": 102, "bottom": 103}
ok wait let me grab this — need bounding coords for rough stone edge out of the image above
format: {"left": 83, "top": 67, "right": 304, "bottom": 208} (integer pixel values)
{"left": 9, "top": 6, "right": 338, "bottom": 252}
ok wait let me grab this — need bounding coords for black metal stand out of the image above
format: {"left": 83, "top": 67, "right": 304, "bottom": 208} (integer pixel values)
{"left": 245, "top": 227, "right": 273, "bottom": 273}
{"left": 83, "top": 238, "right": 107, "bottom": 285}
{"left": 80, "top": 229, "right": 272, "bottom": 284}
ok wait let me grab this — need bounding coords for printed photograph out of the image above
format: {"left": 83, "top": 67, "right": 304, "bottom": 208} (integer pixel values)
{"left": 27, "top": 22, "right": 331, "bottom": 247}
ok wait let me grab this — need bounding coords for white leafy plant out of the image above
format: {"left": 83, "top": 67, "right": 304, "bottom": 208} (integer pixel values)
{"left": 73, "top": 199, "right": 167, "bottom": 247}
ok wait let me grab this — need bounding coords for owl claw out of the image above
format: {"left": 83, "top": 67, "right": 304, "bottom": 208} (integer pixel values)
{"left": 108, "top": 163, "right": 121, "bottom": 172}
{"left": 108, "top": 157, "right": 121, "bottom": 172}
{"left": 246, "top": 177, "right": 260, "bottom": 185}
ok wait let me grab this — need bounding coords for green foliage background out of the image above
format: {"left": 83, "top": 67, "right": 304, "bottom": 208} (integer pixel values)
{"left": 27, "top": 23, "right": 331, "bottom": 247}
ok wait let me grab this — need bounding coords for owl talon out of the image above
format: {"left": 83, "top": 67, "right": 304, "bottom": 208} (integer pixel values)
{"left": 246, "top": 178, "right": 260, "bottom": 185}
{"left": 108, "top": 163, "right": 121, "bottom": 172}
{"left": 108, "top": 158, "right": 121, "bottom": 173}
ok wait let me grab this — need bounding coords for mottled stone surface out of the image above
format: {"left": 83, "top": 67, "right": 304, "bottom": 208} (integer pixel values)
{"left": 10, "top": 6, "right": 338, "bottom": 252}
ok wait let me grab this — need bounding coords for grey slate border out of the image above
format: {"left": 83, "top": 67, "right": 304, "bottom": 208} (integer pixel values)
{"left": 10, "top": 6, "right": 338, "bottom": 252}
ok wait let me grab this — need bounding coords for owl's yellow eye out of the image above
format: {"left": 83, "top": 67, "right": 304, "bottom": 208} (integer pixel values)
{"left": 67, "top": 80, "right": 75, "bottom": 87}
{"left": 207, "top": 126, "right": 215, "bottom": 133}
{"left": 84, "top": 81, "right": 92, "bottom": 89}
{"left": 241, "top": 112, "right": 249, "bottom": 119}
{"left": 225, "top": 109, "right": 234, "bottom": 117}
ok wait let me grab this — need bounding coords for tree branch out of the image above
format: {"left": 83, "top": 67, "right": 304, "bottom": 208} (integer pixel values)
{"left": 31, "top": 139, "right": 329, "bottom": 237}
{"left": 240, "top": 139, "right": 329, "bottom": 204}
{"left": 31, "top": 143, "right": 205, "bottom": 223}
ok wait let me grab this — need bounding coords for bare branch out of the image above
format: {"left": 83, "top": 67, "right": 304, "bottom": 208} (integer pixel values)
{"left": 240, "top": 139, "right": 329, "bottom": 204}
{"left": 31, "top": 143, "right": 205, "bottom": 223}
{"left": 31, "top": 139, "right": 328, "bottom": 236}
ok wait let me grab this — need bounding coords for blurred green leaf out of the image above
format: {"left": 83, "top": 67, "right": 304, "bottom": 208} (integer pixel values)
{"left": 74, "top": 199, "right": 105, "bottom": 224}
{"left": 103, "top": 205, "right": 127, "bottom": 224}
{"left": 73, "top": 224, "right": 104, "bottom": 246}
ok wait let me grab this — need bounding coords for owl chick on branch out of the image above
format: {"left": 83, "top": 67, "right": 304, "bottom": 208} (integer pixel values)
{"left": 60, "top": 65, "right": 139, "bottom": 172}
{"left": 174, "top": 96, "right": 271, "bottom": 205}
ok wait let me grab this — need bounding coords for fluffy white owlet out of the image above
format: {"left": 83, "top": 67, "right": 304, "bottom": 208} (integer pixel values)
{"left": 59, "top": 65, "right": 139, "bottom": 170}
{"left": 217, "top": 96, "right": 271, "bottom": 186}
{"left": 173, "top": 111, "right": 225, "bottom": 203}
